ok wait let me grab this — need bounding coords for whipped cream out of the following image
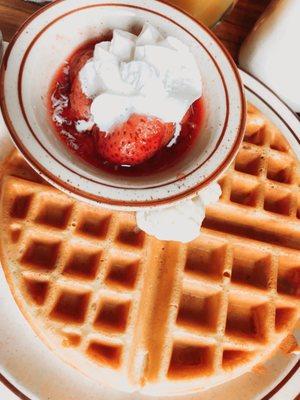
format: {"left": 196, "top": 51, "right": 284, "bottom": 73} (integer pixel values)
{"left": 136, "top": 183, "right": 222, "bottom": 243}
{"left": 78, "top": 23, "right": 202, "bottom": 132}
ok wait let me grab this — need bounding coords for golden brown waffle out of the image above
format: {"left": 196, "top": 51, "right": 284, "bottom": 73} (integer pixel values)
{"left": 0, "top": 104, "right": 299, "bottom": 395}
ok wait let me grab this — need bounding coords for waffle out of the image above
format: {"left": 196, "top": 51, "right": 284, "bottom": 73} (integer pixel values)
{"left": 0, "top": 104, "right": 299, "bottom": 395}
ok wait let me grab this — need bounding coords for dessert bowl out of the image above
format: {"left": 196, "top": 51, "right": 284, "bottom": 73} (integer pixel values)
{"left": 0, "top": 0, "right": 246, "bottom": 210}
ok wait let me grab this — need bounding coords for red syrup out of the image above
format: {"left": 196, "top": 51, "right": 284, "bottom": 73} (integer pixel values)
{"left": 49, "top": 39, "right": 204, "bottom": 177}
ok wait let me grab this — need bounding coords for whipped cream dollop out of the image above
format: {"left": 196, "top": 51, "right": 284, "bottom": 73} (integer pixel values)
{"left": 136, "top": 183, "right": 222, "bottom": 243}
{"left": 78, "top": 23, "right": 202, "bottom": 132}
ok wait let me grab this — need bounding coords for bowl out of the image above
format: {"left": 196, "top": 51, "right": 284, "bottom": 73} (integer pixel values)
{"left": 0, "top": 0, "right": 246, "bottom": 210}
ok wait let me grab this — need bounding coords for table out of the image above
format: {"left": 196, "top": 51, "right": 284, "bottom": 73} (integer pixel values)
{"left": 0, "top": 0, "right": 272, "bottom": 62}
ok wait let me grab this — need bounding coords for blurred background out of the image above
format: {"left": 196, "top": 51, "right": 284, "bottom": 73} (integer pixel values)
{"left": 0, "top": 0, "right": 272, "bottom": 62}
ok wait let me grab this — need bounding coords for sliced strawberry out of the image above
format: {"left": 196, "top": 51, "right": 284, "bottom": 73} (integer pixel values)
{"left": 181, "top": 106, "right": 192, "bottom": 125}
{"left": 95, "top": 115, "right": 175, "bottom": 166}
{"left": 69, "top": 49, "right": 93, "bottom": 120}
{"left": 69, "top": 49, "right": 93, "bottom": 83}
{"left": 70, "top": 76, "right": 91, "bottom": 120}
{"left": 161, "top": 122, "right": 176, "bottom": 146}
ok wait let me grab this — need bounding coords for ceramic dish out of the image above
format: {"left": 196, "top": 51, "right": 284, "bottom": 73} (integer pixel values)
{"left": 0, "top": 42, "right": 298, "bottom": 396}
{"left": 0, "top": 0, "right": 245, "bottom": 210}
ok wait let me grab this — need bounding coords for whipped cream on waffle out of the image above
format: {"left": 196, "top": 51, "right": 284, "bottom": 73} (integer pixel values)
{"left": 78, "top": 23, "right": 202, "bottom": 132}
{"left": 136, "top": 182, "right": 222, "bottom": 243}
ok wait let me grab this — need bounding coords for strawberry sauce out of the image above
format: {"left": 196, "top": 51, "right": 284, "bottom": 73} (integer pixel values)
{"left": 49, "top": 40, "right": 204, "bottom": 176}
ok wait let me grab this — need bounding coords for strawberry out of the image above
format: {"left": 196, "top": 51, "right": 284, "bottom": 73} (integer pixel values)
{"left": 161, "top": 122, "right": 176, "bottom": 146}
{"left": 69, "top": 50, "right": 93, "bottom": 120}
{"left": 95, "top": 114, "right": 175, "bottom": 165}
{"left": 181, "top": 106, "right": 192, "bottom": 125}
{"left": 69, "top": 49, "right": 93, "bottom": 83}
{"left": 70, "top": 76, "right": 92, "bottom": 120}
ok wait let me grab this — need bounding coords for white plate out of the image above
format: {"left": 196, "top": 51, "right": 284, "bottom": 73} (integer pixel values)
{"left": 0, "top": 42, "right": 299, "bottom": 399}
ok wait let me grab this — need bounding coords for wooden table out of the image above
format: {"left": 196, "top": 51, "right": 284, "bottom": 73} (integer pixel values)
{"left": 0, "top": 0, "right": 272, "bottom": 62}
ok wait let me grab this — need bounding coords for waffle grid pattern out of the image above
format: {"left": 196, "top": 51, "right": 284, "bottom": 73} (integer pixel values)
{"left": 0, "top": 104, "right": 299, "bottom": 394}
{"left": 205, "top": 104, "right": 300, "bottom": 252}
{"left": 5, "top": 179, "right": 152, "bottom": 375}
{"left": 155, "top": 104, "right": 300, "bottom": 384}
{"left": 164, "top": 233, "right": 299, "bottom": 382}
{"left": 3, "top": 176, "right": 299, "bottom": 388}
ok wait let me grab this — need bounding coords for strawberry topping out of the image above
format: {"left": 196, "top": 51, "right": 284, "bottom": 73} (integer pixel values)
{"left": 70, "top": 76, "right": 92, "bottom": 120}
{"left": 69, "top": 49, "right": 93, "bottom": 83}
{"left": 68, "top": 49, "right": 176, "bottom": 165}
{"left": 95, "top": 115, "right": 175, "bottom": 166}
{"left": 69, "top": 50, "right": 93, "bottom": 120}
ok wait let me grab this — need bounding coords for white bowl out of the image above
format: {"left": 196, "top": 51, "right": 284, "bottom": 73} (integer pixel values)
{"left": 0, "top": 0, "right": 246, "bottom": 210}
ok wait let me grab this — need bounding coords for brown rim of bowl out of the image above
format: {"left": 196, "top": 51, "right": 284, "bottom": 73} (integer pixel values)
{"left": 0, "top": 1, "right": 246, "bottom": 208}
